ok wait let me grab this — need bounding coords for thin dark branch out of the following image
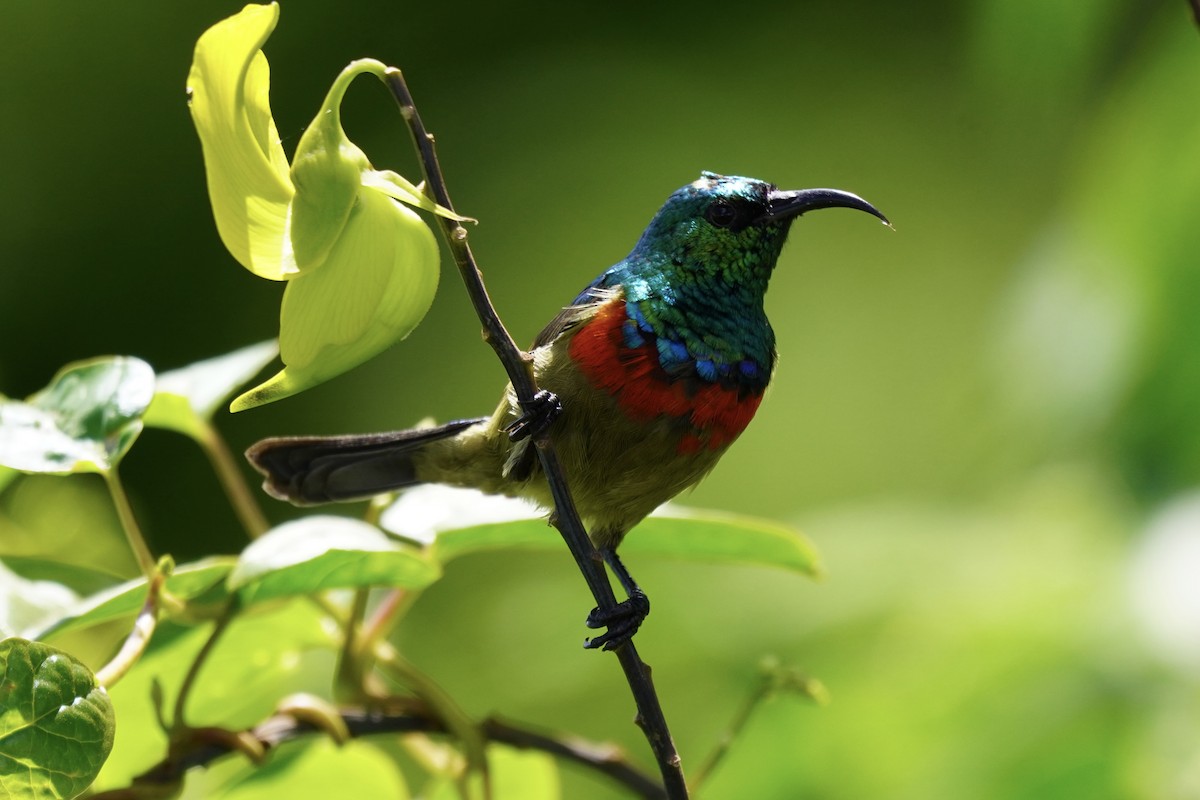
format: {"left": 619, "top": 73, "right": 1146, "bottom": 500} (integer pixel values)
{"left": 92, "top": 708, "right": 664, "bottom": 800}
{"left": 382, "top": 69, "right": 688, "bottom": 799}
{"left": 1191, "top": 0, "right": 1200, "bottom": 28}
{"left": 484, "top": 717, "right": 666, "bottom": 799}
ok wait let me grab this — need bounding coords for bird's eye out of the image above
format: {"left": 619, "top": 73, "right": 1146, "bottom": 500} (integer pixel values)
{"left": 705, "top": 201, "right": 737, "bottom": 228}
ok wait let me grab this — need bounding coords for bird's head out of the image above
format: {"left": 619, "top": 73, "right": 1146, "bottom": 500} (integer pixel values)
{"left": 632, "top": 171, "right": 888, "bottom": 284}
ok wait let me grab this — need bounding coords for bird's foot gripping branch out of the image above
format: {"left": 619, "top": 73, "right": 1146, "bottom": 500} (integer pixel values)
{"left": 0, "top": 3, "right": 885, "bottom": 799}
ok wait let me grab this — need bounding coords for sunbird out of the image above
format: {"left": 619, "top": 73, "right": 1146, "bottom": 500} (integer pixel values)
{"left": 247, "top": 172, "right": 887, "bottom": 649}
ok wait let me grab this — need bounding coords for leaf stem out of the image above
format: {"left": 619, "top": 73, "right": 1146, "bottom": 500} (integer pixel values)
{"left": 198, "top": 422, "right": 270, "bottom": 538}
{"left": 688, "top": 679, "right": 769, "bottom": 791}
{"left": 355, "top": 587, "right": 413, "bottom": 660}
{"left": 374, "top": 641, "right": 490, "bottom": 787}
{"left": 172, "top": 600, "right": 237, "bottom": 730}
{"left": 335, "top": 589, "right": 371, "bottom": 698}
{"left": 382, "top": 67, "right": 688, "bottom": 799}
{"left": 690, "top": 658, "right": 829, "bottom": 791}
{"left": 311, "top": 592, "right": 483, "bottom": 778}
{"left": 95, "top": 568, "right": 165, "bottom": 688}
{"left": 103, "top": 468, "right": 157, "bottom": 578}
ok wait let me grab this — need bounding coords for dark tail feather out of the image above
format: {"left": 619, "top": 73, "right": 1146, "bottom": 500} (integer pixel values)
{"left": 245, "top": 418, "right": 484, "bottom": 506}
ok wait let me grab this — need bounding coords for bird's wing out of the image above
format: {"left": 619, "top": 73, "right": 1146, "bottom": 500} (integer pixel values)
{"left": 531, "top": 285, "right": 621, "bottom": 349}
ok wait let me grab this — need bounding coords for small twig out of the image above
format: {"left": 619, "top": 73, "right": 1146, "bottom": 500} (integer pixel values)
{"left": 1190, "top": 0, "right": 1200, "bottom": 27}
{"left": 485, "top": 717, "right": 666, "bottom": 799}
{"left": 690, "top": 658, "right": 829, "bottom": 791}
{"left": 89, "top": 706, "right": 662, "bottom": 800}
{"left": 95, "top": 568, "right": 166, "bottom": 688}
{"left": 383, "top": 67, "right": 688, "bottom": 800}
{"left": 689, "top": 679, "right": 770, "bottom": 791}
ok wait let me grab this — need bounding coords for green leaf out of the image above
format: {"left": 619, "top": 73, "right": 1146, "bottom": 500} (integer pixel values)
{"left": 187, "top": 2, "right": 296, "bottom": 279}
{"left": 489, "top": 745, "right": 561, "bottom": 799}
{"left": 231, "top": 181, "right": 441, "bottom": 411}
{"left": 424, "top": 745, "right": 560, "bottom": 800}
{"left": 96, "top": 600, "right": 337, "bottom": 790}
{"left": 0, "top": 562, "right": 80, "bottom": 639}
{"left": 228, "top": 516, "right": 440, "bottom": 605}
{"left": 623, "top": 509, "right": 824, "bottom": 579}
{"left": 144, "top": 340, "right": 278, "bottom": 438}
{"left": 0, "top": 638, "right": 115, "bottom": 799}
{"left": 190, "top": 7, "right": 452, "bottom": 412}
{"left": 382, "top": 486, "right": 823, "bottom": 578}
{"left": 36, "top": 558, "right": 235, "bottom": 640}
{"left": 0, "top": 556, "right": 122, "bottom": 597}
{"left": 0, "top": 357, "right": 155, "bottom": 475}
{"left": 188, "top": 739, "right": 409, "bottom": 800}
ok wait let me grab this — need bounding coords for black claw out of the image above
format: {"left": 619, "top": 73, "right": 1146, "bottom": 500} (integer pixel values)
{"left": 505, "top": 389, "right": 563, "bottom": 442}
{"left": 583, "top": 590, "right": 650, "bottom": 651}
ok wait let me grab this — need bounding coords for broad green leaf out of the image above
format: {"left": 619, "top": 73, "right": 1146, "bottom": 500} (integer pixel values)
{"left": 187, "top": 2, "right": 295, "bottom": 279}
{"left": 179, "top": 604, "right": 339, "bottom": 729}
{"left": 489, "top": 745, "right": 561, "bottom": 800}
{"left": 0, "top": 638, "right": 114, "bottom": 799}
{"left": 428, "top": 515, "right": 821, "bottom": 578}
{"left": 624, "top": 509, "right": 823, "bottom": 578}
{"left": 0, "top": 562, "right": 79, "bottom": 639}
{"left": 97, "top": 601, "right": 337, "bottom": 791}
{"left": 0, "top": 556, "right": 122, "bottom": 597}
{"left": 382, "top": 486, "right": 822, "bottom": 577}
{"left": 144, "top": 340, "right": 279, "bottom": 438}
{"left": 190, "top": 7, "right": 448, "bottom": 411}
{"left": 1, "top": 476, "right": 139, "bottom": 581}
{"left": 36, "top": 558, "right": 235, "bottom": 640}
{"left": 228, "top": 516, "right": 440, "bottom": 605}
{"left": 424, "top": 745, "right": 560, "bottom": 800}
{"left": 185, "top": 739, "right": 409, "bottom": 800}
{"left": 0, "top": 357, "right": 155, "bottom": 475}
{"left": 231, "top": 184, "right": 440, "bottom": 411}
{"left": 380, "top": 484, "right": 541, "bottom": 545}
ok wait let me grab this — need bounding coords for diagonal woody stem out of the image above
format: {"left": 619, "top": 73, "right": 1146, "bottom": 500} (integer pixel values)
{"left": 382, "top": 68, "right": 688, "bottom": 800}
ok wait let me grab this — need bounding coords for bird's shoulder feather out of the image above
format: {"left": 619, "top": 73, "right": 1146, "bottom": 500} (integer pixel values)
{"left": 531, "top": 286, "right": 620, "bottom": 349}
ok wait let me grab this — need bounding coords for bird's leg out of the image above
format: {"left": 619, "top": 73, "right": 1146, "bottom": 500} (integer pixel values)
{"left": 584, "top": 548, "right": 650, "bottom": 651}
{"left": 505, "top": 389, "right": 563, "bottom": 442}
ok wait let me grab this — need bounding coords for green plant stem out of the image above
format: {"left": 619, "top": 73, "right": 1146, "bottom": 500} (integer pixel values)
{"left": 95, "top": 570, "right": 165, "bottom": 688}
{"left": 310, "top": 593, "right": 484, "bottom": 779}
{"left": 172, "top": 601, "right": 237, "bottom": 730}
{"left": 356, "top": 588, "right": 413, "bottom": 661}
{"left": 688, "top": 679, "right": 770, "bottom": 791}
{"left": 103, "top": 468, "right": 157, "bottom": 578}
{"left": 374, "top": 641, "right": 489, "bottom": 787}
{"left": 383, "top": 67, "right": 688, "bottom": 800}
{"left": 198, "top": 422, "right": 270, "bottom": 538}
{"left": 335, "top": 589, "right": 371, "bottom": 698}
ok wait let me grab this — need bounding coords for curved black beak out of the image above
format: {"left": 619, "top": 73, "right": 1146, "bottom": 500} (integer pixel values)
{"left": 765, "top": 188, "right": 890, "bottom": 227}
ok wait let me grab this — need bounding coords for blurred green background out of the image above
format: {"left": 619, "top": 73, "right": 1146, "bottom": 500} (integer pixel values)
{"left": 4, "top": 1, "right": 1200, "bottom": 797}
